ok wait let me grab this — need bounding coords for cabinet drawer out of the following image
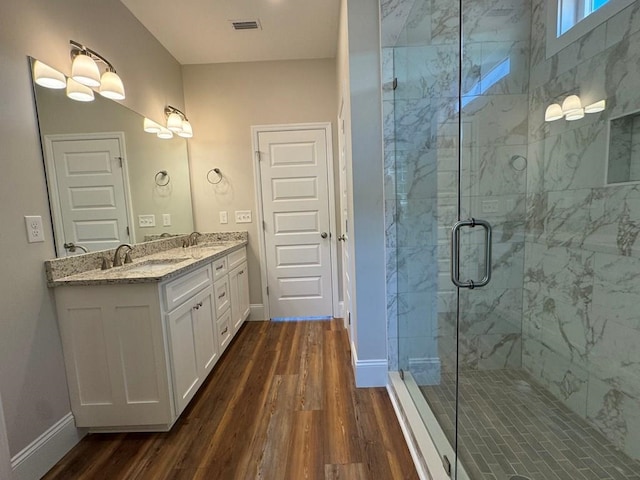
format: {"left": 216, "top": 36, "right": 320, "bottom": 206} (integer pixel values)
{"left": 213, "top": 277, "right": 231, "bottom": 318}
{"left": 227, "top": 247, "right": 247, "bottom": 271}
{"left": 211, "top": 256, "right": 228, "bottom": 281}
{"left": 162, "top": 265, "right": 212, "bottom": 312}
{"left": 217, "top": 309, "right": 232, "bottom": 352}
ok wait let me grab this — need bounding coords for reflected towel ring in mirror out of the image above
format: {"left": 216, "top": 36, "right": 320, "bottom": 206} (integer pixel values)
{"left": 155, "top": 170, "right": 170, "bottom": 186}
{"left": 207, "top": 168, "right": 223, "bottom": 184}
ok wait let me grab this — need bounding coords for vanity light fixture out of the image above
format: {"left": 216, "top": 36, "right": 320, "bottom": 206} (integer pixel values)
{"left": 69, "top": 40, "right": 125, "bottom": 100}
{"left": 544, "top": 103, "right": 563, "bottom": 122}
{"left": 561, "top": 95, "right": 582, "bottom": 115}
{"left": 165, "top": 106, "right": 194, "bottom": 138}
{"left": 33, "top": 61, "right": 66, "bottom": 89}
{"left": 157, "top": 126, "right": 174, "bottom": 139}
{"left": 585, "top": 99, "right": 606, "bottom": 113}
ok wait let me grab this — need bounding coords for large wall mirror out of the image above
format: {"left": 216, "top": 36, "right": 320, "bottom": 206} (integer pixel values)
{"left": 30, "top": 57, "right": 194, "bottom": 257}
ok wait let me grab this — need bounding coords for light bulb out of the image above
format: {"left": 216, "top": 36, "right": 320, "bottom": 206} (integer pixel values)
{"left": 71, "top": 53, "right": 101, "bottom": 87}
{"left": 565, "top": 108, "right": 585, "bottom": 121}
{"left": 99, "top": 70, "right": 125, "bottom": 100}
{"left": 167, "top": 112, "right": 183, "bottom": 132}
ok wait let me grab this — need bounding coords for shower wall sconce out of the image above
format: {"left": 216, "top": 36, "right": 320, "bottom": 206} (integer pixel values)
{"left": 32, "top": 41, "right": 125, "bottom": 102}
{"left": 545, "top": 95, "right": 605, "bottom": 122}
{"left": 143, "top": 106, "right": 194, "bottom": 140}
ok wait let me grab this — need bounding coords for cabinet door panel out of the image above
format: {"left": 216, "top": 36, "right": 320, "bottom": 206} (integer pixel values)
{"left": 167, "top": 302, "right": 200, "bottom": 415}
{"left": 230, "top": 262, "right": 250, "bottom": 334}
{"left": 193, "top": 287, "right": 218, "bottom": 374}
{"left": 213, "top": 277, "right": 231, "bottom": 318}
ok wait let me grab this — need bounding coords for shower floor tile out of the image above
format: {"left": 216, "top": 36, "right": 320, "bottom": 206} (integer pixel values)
{"left": 421, "top": 369, "right": 640, "bottom": 480}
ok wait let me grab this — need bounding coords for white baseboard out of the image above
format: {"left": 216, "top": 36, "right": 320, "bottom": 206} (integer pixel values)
{"left": 249, "top": 304, "right": 265, "bottom": 321}
{"left": 337, "top": 301, "right": 344, "bottom": 318}
{"left": 11, "top": 413, "right": 84, "bottom": 480}
{"left": 350, "top": 341, "right": 388, "bottom": 387}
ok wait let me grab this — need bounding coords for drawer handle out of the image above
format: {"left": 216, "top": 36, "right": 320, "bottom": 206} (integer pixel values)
{"left": 216, "top": 264, "right": 225, "bottom": 271}
{"left": 221, "top": 327, "right": 228, "bottom": 335}
{"left": 193, "top": 301, "right": 203, "bottom": 310}
{"left": 239, "top": 270, "right": 244, "bottom": 274}
{"left": 218, "top": 291, "right": 226, "bottom": 299}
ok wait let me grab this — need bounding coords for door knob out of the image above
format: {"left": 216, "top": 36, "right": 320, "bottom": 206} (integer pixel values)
{"left": 337, "top": 234, "right": 346, "bottom": 241}
{"left": 321, "top": 232, "right": 328, "bottom": 239}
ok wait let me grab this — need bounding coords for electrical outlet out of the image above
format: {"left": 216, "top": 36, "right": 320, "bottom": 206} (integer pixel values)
{"left": 235, "top": 210, "right": 252, "bottom": 223}
{"left": 25, "top": 215, "right": 45, "bottom": 243}
{"left": 138, "top": 214, "right": 156, "bottom": 227}
{"left": 162, "top": 214, "right": 171, "bottom": 226}
{"left": 219, "top": 211, "right": 228, "bottom": 224}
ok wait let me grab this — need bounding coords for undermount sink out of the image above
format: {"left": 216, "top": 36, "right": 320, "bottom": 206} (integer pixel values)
{"left": 121, "top": 257, "right": 191, "bottom": 274}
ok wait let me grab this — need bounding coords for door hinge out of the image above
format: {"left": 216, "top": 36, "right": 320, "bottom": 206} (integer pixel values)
{"left": 262, "top": 220, "right": 267, "bottom": 230}
{"left": 126, "top": 226, "right": 130, "bottom": 236}
{"left": 266, "top": 286, "right": 269, "bottom": 295}
{"left": 348, "top": 311, "right": 351, "bottom": 325}
{"left": 115, "top": 156, "right": 123, "bottom": 167}
{"left": 392, "top": 77, "right": 398, "bottom": 90}
{"left": 256, "top": 151, "right": 262, "bottom": 161}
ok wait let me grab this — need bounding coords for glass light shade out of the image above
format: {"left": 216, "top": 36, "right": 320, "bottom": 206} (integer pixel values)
{"left": 157, "top": 127, "right": 174, "bottom": 139}
{"left": 177, "top": 120, "right": 193, "bottom": 138}
{"left": 565, "top": 108, "right": 585, "bottom": 121}
{"left": 143, "top": 118, "right": 162, "bottom": 133}
{"left": 71, "top": 53, "right": 101, "bottom": 87}
{"left": 166, "top": 112, "right": 184, "bottom": 132}
{"left": 584, "top": 99, "right": 606, "bottom": 113}
{"left": 99, "top": 70, "right": 125, "bottom": 100}
{"left": 561, "top": 95, "right": 582, "bottom": 115}
{"left": 66, "top": 78, "right": 95, "bottom": 102}
{"left": 33, "top": 61, "right": 66, "bottom": 89}
{"left": 544, "top": 103, "right": 563, "bottom": 122}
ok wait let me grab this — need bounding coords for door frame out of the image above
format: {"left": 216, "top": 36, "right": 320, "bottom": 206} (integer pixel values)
{"left": 251, "top": 122, "right": 339, "bottom": 320}
{"left": 43, "top": 132, "right": 135, "bottom": 255}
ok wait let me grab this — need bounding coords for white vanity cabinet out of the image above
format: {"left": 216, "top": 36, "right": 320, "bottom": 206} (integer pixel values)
{"left": 52, "top": 245, "right": 249, "bottom": 432}
{"left": 229, "top": 262, "right": 250, "bottom": 334}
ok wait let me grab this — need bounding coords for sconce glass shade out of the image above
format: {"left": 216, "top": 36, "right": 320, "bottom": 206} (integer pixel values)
{"left": 167, "top": 112, "right": 184, "bottom": 132}
{"left": 585, "top": 100, "right": 606, "bottom": 113}
{"left": 143, "top": 118, "right": 162, "bottom": 133}
{"left": 157, "top": 127, "right": 174, "bottom": 139}
{"left": 177, "top": 120, "right": 193, "bottom": 138}
{"left": 544, "top": 103, "right": 563, "bottom": 122}
{"left": 33, "top": 61, "right": 66, "bottom": 89}
{"left": 71, "top": 53, "right": 101, "bottom": 87}
{"left": 99, "top": 70, "right": 125, "bottom": 100}
{"left": 561, "top": 95, "right": 582, "bottom": 115}
{"left": 565, "top": 108, "right": 585, "bottom": 121}
{"left": 66, "top": 78, "right": 95, "bottom": 102}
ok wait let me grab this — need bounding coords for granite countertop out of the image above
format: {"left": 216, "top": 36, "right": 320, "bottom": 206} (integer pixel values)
{"left": 45, "top": 232, "right": 248, "bottom": 287}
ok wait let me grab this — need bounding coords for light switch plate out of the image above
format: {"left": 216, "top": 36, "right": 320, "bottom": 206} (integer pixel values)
{"left": 138, "top": 214, "right": 155, "bottom": 227}
{"left": 219, "top": 211, "right": 228, "bottom": 224}
{"left": 25, "top": 215, "right": 45, "bottom": 243}
{"left": 162, "top": 214, "right": 171, "bottom": 226}
{"left": 235, "top": 210, "right": 252, "bottom": 223}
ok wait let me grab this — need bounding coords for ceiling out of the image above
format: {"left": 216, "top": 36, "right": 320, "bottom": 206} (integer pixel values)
{"left": 121, "top": 0, "right": 341, "bottom": 65}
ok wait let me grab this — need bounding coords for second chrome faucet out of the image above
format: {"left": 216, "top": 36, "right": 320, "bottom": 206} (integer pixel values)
{"left": 113, "top": 243, "right": 133, "bottom": 267}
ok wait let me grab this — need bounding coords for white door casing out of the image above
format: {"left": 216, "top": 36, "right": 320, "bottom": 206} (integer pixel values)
{"left": 337, "top": 100, "right": 354, "bottom": 333}
{"left": 252, "top": 123, "right": 338, "bottom": 320}
{"left": 45, "top": 133, "right": 133, "bottom": 255}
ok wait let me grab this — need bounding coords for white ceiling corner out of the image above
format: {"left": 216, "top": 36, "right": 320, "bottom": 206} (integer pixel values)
{"left": 121, "top": 0, "right": 341, "bottom": 65}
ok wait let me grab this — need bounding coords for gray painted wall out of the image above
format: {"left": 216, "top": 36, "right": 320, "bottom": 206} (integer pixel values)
{"left": 0, "top": 0, "right": 184, "bottom": 457}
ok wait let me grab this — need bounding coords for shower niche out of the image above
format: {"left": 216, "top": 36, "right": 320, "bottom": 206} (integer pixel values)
{"left": 607, "top": 110, "right": 640, "bottom": 184}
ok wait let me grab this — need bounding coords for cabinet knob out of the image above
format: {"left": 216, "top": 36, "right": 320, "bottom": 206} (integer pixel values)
{"left": 320, "top": 232, "right": 328, "bottom": 239}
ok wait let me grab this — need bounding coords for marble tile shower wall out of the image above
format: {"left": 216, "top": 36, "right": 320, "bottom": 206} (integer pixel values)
{"left": 382, "top": 0, "right": 531, "bottom": 380}
{"left": 523, "top": 0, "right": 640, "bottom": 460}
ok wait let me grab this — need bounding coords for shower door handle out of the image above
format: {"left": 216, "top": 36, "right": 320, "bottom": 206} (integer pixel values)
{"left": 451, "top": 218, "right": 492, "bottom": 289}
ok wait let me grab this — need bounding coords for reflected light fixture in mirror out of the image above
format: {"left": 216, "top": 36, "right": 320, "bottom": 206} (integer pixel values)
{"left": 143, "top": 117, "right": 162, "bottom": 133}
{"left": 66, "top": 78, "right": 95, "bottom": 102}
{"left": 33, "top": 61, "right": 66, "bottom": 89}
{"left": 157, "top": 126, "right": 174, "bottom": 139}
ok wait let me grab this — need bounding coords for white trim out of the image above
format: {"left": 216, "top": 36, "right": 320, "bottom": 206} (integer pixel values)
{"left": 249, "top": 304, "right": 266, "bottom": 321}
{"left": 546, "top": 0, "right": 634, "bottom": 58}
{"left": 350, "top": 341, "right": 387, "bottom": 387}
{"left": 0, "top": 393, "right": 13, "bottom": 480}
{"left": 337, "top": 301, "right": 344, "bottom": 319}
{"left": 250, "top": 122, "right": 339, "bottom": 320}
{"left": 11, "top": 413, "right": 85, "bottom": 480}
{"left": 43, "top": 132, "right": 136, "bottom": 254}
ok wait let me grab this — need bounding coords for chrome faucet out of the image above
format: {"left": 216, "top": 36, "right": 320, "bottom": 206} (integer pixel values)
{"left": 113, "top": 243, "right": 133, "bottom": 267}
{"left": 63, "top": 242, "right": 89, "bottom": 253}
{"left": 188, "top": 231, "right": 202, "bottom": 247}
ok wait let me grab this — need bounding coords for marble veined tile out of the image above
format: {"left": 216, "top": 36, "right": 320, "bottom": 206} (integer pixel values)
{"left": 463, "top": 0, "right": 531, "bottom": 43}
{"left": 461, "top": 93, "right": 529, "bottom": 147}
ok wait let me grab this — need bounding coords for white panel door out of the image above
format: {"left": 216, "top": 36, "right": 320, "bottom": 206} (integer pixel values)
{"left": 48, "top": 135, "right": 131, "bottom": 254}
{"left": 258, "top": 128, "right": 333, "bottom": 319}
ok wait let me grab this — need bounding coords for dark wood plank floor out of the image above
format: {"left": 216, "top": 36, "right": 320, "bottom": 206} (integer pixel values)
{"left": 43, "top": 319, "right": 418, "bottom": 479}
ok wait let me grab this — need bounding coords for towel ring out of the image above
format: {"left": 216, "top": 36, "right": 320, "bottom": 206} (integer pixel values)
{"left": 155, "top": 170, "right": 170, "bottom": 186}
{"left": 207, "top": 168, "right": 223, "bottom": 184}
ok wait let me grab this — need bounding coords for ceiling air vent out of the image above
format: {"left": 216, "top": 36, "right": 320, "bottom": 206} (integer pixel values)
{"left": 230, "top": 19, "right": 261, "bottom": 30}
